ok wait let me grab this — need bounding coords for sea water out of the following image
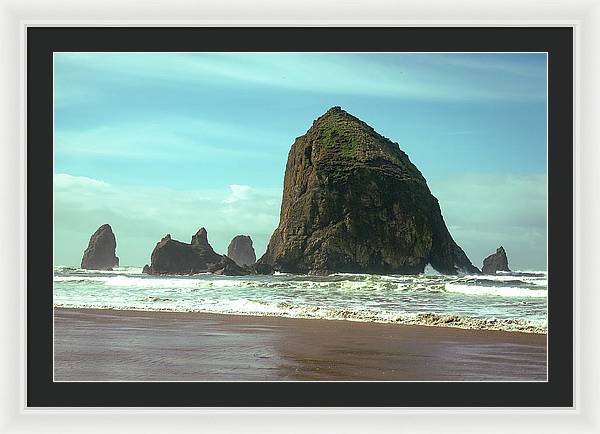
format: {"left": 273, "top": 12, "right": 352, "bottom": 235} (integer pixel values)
{"left": 53, "top": 265, "right": 547, "bottom": 333}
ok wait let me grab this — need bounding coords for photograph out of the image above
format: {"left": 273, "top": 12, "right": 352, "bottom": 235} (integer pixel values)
{"left": 52, "top": 51, "right": 549, "bottom": 382}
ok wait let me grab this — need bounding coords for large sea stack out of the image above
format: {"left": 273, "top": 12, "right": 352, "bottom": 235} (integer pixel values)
{"left": 81, "top": 224, "right": 119, "bottom": 270}
{"left": 227, "top": 235, "right": 257, "bottom": 266}
{"left": 482, "top": 246, "right": 511, "bottom": 275}
{"left": 144, "top": 228, "right": 250, "bottom": 276}
{"left": 258, "top": 107, "right": 480, "bottom": 275}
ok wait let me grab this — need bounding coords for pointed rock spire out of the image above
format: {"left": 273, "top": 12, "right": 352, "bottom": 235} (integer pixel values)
{"left": 81, "top": 224, "right": 119, "bottom": 270}
{"left": 227, "top": 235, "right": 256, "bottom": 266}
{"left": 482, "top": 246, "right": 511, "bottom": 275}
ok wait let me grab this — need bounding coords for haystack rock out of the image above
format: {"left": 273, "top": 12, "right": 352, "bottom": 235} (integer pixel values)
{"left": 81, "top": 224, "right": 119, "bottom": 270}
{"left": 482, "top": 246, "right": 510, "bottom": 275}
{"left": 146, "top": 228, "right": 250, "bottom": 276}
{"left": 257, "top": 106, "right": 480, "bottom": 275}
{"left": 227, "top": 235, "right": 257, "bottom": 266}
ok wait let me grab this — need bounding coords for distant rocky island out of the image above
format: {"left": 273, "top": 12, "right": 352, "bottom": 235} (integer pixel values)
{"left": 79, "top": 107, "right": 504, "bottom": 277}
{"left": 227, "top": 235, "right": 256, "bottom": 267}
{"left": 81, "top": 224, "right": 119, "bottom": 270}
{"left": 482, "top": 246, "right": 511, "bottom": 275}
{"left": 256, "top": 106, "right": 480, "bottom": 275}
{"left": 143, "top": 228, "right": 252, "bottom": 276}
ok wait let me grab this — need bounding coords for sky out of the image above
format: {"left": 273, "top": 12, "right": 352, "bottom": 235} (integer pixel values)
{"left": 53, "top": 52, "right": 548, "bottom": 270}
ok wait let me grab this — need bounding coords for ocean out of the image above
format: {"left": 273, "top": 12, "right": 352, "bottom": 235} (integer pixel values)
{"left": 53, "top": 265, "right": 547, "bottom": 333}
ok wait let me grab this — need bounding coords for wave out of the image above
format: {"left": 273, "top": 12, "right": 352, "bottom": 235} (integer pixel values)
{"left": 423, "top": 263, "right": 442, "bottom": 276}
{"left": 53, "top": 300, "right": 546, "bottom": 333}
{"left": 54, "top": 272, "right": 547, "bottom": 296}
{"left": 464, "top": 274, "right": 546, "bottom": 283}
{"left": 53, "top": 266, "right": 143, "bottom": 275}
{"left": 53, "top": 267, "right": 547, "bottom": 333}
{"left": 496, "top": 270, "right": 547, "bottom": 277}
{"left": 445, "top": 283, "right": 547, "bottom": 298}
{"left": 53, "top": 274, "right": 418, "bottom": 292}
{"left": 54, "top": 275, "right": 204, "bottom": 289}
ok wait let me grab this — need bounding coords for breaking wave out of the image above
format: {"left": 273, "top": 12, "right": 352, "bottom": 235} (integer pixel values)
{"left": 54, "top": 272, "right": 547, "bottom": 297}
{"left": 53, "top": 266, "right": 548, "bottom": 333}
{"left": 444, "top": 283, "right": 547, "bottom": 298}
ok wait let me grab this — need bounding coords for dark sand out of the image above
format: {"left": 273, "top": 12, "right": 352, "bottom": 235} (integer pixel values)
{"left": 54, "top": 308, "right": 547, "bottom": 381}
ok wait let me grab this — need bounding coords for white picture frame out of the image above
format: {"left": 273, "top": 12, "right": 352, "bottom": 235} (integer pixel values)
{"left": 1, "top": 0, "right": 598, "bottom": 432}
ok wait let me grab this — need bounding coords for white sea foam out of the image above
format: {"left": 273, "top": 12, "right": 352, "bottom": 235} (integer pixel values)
{"left": 54, "top": 273, "right": 547, "bottom": 296}
{"left": 463, "top": 274, "right": 547, "bottom": 286}
{"left": 444, "top": 283, "right": 547, "bottom": 298}
{"left": 53, "top": 299, "right": 546, "bottom": 333}
{"left": 53, "top": 266, "right": 143, "bottom": 275}
{"left": 465, "top": 274, "right": 537, "bottom": 282}
{"left": 54, "top": 275, "right": 204, "bottom": 289}
{"left": 423, "top": 264, "right": 441, "bottom": 276}
{"left": 53, "top": 266, "right": 548, "bottom": 333}
{"left": 497, "top": 270, "right": 547, "bottom": 276}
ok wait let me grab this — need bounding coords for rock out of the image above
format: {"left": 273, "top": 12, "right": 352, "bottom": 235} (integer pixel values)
{"left": 257, "top": 106, "right": 480, "bottom": 275}
{"left": 145, "top": 228, "right": 252, "bottom": 276}
{"left": 146, "top": 228, "right": 223, "bottom": 275}
{"left": 227, "top": 235, "right": 257, "bottom": 266}
{"left": 208, "top": 256, "right": 252, "bottom": 276}
{"left": 251, "top": 262, "right": 274, "bottom": 275}
{"left": 81, "top": 224, "right": 119, "bottom": 270}
{"left": 482, "top": 246, "right": 510, "bottom": 274}
{"left": 142, "top": 264, "right": 151, "bottom": 274}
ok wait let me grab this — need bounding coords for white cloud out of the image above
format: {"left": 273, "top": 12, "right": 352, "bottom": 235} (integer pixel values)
{"left": 223, "top": 184, "right": 251, "bottom": 204}
{"left": 54, "top": 173, "right": 110, "bottom": 189}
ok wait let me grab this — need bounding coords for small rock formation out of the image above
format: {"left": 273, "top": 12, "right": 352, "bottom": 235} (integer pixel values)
{"left": 81, "top": 224, "right": 119, "bottom": 270}
{"left": 142, "top": 264, "right": 151, "bottom": 274}
{"left": 145, "top": 228, "right": 251, "bottom": 276}
{"left": 257, "top": 106, "right": 480, "bottom": 275}
{"left": 227, "top": 235, "right": 257, "bottom": 266}
{"left": 251, "top": 262, "right": 274, "bottom": 275}
{"left": 482, "top": 246, "right": 511, "bottom": 274}
{"left": 209, "top": 255, "right": 249, "bottom": 276}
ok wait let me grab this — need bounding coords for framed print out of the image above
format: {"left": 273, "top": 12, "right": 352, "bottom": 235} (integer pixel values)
{"left": 1, "top": 0, "right": 598, "bottom": 431}
{"left": 26, "top": 25, "right": 571, "bottom": 405}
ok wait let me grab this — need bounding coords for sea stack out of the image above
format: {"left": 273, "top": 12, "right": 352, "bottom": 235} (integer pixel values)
{"left": 81, "top": 224, "right": 119, "bottom": 270}
{"left": 146, "top": 228, "right": 250, "bottom": 276}
{"left": 482, "top": 246, "right": 511, "bottom": 275}
{"left": 258, "top": 106, "right": 480, "bottom": 275}
{"left": 227, "top": 235, "right": 257, "bottom": 266}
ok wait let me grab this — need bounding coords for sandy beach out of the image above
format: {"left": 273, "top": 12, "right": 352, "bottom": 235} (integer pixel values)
{"left": 53, "top": 307, "right": 547, "bottom": 381}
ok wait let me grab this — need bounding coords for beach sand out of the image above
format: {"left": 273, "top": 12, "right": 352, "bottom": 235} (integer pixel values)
{"left": 54, "top": 307, "right": 547, "bottom": 381}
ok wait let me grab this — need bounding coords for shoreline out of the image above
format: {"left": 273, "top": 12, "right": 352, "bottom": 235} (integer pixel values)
{"left": 54, "top": 307, "right": 547, "bottom": 381}
{"left": 53, "top": 304, "right": 547, "bottom": 334}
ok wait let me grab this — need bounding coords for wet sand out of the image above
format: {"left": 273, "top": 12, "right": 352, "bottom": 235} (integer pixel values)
{"left": 54, "top": 308, "right": 547, "bottom": 381}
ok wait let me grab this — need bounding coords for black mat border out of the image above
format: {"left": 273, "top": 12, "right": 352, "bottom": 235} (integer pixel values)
{"left": 26, "top": 27, "right": 573, "bottom": 407}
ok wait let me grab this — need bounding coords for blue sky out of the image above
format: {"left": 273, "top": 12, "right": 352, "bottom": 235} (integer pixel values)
{"left": 53, "top": 52, "right": 547, "bottom": 270}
